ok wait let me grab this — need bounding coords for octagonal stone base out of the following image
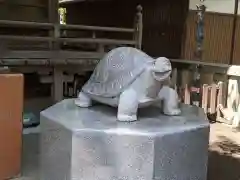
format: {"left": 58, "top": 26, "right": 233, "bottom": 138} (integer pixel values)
{"left": 40, "top": 99, "right": 210, "bottom": 180}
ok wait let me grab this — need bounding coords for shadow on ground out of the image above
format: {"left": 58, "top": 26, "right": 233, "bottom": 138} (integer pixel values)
{"left": 208, "top": 136, "right": 240, "bottom": 180}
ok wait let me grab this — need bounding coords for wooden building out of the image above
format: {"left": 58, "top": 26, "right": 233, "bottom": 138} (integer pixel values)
{"left": 1, "top": 0, "right": 240, "bottom": 127}
{"left": 0, "top": 0, "right": 144, "bottom": 102}
{"left": 182, "top": 0, "right": 240, "bottom": 65}
{"left": 60, "top": 0, "right": 189, "bottom": 58}
{"left": 0, "top": 0, "right": 58, "bottom": 50}
{"left": 172, "top": 0, "right": 240, "bottom": 127}
{"left": 0, "top": 0, "right": 49, "bottom": 22}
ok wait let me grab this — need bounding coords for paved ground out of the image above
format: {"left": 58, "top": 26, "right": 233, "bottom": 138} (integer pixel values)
{"left": 208, "top": 123, "right": 240, "bottom": 180}
{"left": 14, "top": 133, "right": 39, "bottom": 180}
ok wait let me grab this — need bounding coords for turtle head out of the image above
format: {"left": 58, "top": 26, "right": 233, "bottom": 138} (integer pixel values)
{"left": 151, "top": 57, "right": 172, "bottom": 81}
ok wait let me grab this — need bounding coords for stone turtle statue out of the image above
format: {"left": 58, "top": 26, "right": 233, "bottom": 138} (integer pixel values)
{"left": 75, "top": 47, "right": 181, "bottom": 121}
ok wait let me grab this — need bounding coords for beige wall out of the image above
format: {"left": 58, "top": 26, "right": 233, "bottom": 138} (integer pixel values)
{"left": 189, "top": 0, "right": 240, "bottom": 14}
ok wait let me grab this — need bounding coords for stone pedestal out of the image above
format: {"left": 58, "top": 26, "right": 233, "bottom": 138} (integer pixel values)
{"left": 40, "top": 99, "right": 210, "bottom": 180}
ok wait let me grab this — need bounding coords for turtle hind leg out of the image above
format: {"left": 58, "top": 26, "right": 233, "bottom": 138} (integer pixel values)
{"left": 118, "top": 88, "right": 139, "bottom": 122}
{"left": 75, "top": 91, "right": 92, "bottom": 107}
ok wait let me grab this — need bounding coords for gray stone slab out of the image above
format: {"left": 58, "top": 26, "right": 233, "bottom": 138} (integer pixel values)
{"left": 40, "top": 99, "right": 210, "bottom": 180}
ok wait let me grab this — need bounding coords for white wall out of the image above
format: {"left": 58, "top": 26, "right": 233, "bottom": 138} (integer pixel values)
{"left": 189, "top": 0, "right": 240, "bottom": 14}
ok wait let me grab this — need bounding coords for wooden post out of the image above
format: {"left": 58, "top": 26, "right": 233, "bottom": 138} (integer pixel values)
{"left": 52, "top": 25, "right": 63, "bottom": 102}
{"left": 171, "top": 68, "right": 178, "bottom": 90}
{"left": 134, "top": 5, "right": 143, "bottom": 49}
{"left": 200, "top": 72, "right": 214, "bottom": 85}
{"left": 97, "top": 44, "right": 105, "bottom": 53}
{"left": 216, "top": 82, "right": 223, "bottom": 119}
{"left": 53, "top": 67, "right": 64, "bottom": 102}
{"left": 181, "top": 69, "right": 191, "bottom": 104}
{"left": 48, "top": 0, "right": 59, "bottom": 49}
{"left": 201, "top": 84, "right": 208, "bottom": 113}
{"left": 209, "top": 84, "right": 217, "bottom": 114}
{"left": 49, "top": 0, "right": 64, "bottom": 102}
{"left": 184, "top": 84, "right": 190, "bottom": 104}
{"left": 54, "top": 24, "right": 60, "bottom": 49}
{"left": 214, "top": 73, "right": 227, "bottom": 107}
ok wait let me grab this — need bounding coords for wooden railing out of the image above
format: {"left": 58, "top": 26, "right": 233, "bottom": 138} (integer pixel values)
{"left": 178, "top": 81, "right": 223, "bottom": 119}
{"left": 0, "top": 5, "right": 143, "bottom": 54}
{"left": 0, "top": 23, "right": 137, "bottom": 43}
{"left": 0, "top": 5, "right": 143, "bottom": 103}
{"left": 171, "top": 59, "right": 240, "bottom": 127}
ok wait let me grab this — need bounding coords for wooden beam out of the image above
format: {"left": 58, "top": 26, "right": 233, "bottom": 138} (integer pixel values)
{"left": 9, "top": 65, "right": 93, "bottom": 74}
{"left": 0, "top": 50, "right": 104, "bottom": 59}
{"left": 171, "top": 59, "right": 240, "bottom": 76}
{"left": 0, "top": 20, "right": 134, "bottom": 32}
{"left": 60, "top": 24, "right": 134, "bottom": 33}
{"left": 9, "top": 66, "right": 52, "bottom": 74}
{"left": 0, "top": 0, "right": 47, "bottom": 8}
{"left": 0, "top": 35, "right": 53, "bottom": 42}
{"left": 40, "top": 74, "right": 74, "bottom": 84}
{"left": 170, "top": 59, "right": 230, "bottom": 68}
{"left": 1, "top": 59, "right": 49, "bottom": 66}
{"left": 59, "top": 0, "right": 85, "bottom": 4}
{"left": 0, "top": 20, "right": 53, "bottom": 29}
{"left": 0, "top": 36, "right": 135, "bottom": 46}
{"left": 58, "top": 38, "right": 136, "bottom": 45}
{"left": 3, "top": 51, "right": 240, "bottom": 78}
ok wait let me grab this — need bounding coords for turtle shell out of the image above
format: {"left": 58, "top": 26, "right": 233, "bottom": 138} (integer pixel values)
{"left": 82, "top": 47, "right": 155, "bottom": 98}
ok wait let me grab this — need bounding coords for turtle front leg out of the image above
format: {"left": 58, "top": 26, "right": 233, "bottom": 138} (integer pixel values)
{"left": 118, "top": 88, "right": 139, "bottom": 122}
{"left": 158, "top": 86, "right": 181, "bottom": 115}
{"left": 75, "top": 91, "right": 92, "bottom": 107}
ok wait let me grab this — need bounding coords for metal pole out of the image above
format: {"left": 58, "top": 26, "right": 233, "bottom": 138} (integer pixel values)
{"left": 195, "top": 0, "right": 206, "bottom": 61}
{"left": 190, "top": 0, "right": 206, "bottom": 107}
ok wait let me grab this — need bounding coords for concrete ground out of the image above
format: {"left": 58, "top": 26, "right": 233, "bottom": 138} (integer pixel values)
{"left": 12, "top": 123, "right": 240, "bottom": 180}
{"left": 15, "top": 133, "right": 40, "bottom": 180}
{"left": 208, "top": 123, "right": 240, "bottom": 180}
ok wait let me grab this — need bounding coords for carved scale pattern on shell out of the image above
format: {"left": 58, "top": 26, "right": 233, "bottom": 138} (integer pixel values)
{"left": 82, "top": 47, "right": 155, "bottom": 98}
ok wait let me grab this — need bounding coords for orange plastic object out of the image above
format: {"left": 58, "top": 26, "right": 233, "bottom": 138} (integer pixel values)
{"left": 0, "top": 74, "right": 23, "bottom": 179}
